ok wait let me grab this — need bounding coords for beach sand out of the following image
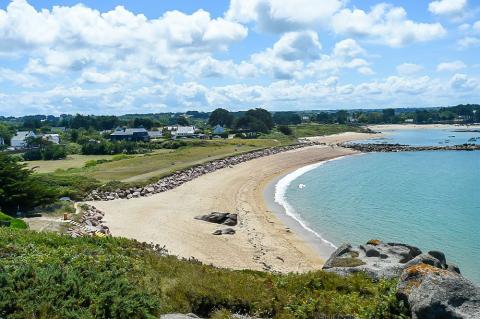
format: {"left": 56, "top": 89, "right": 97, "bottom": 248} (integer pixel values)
{"left": 89, "top": 132, "right": 372, "bottom": 272}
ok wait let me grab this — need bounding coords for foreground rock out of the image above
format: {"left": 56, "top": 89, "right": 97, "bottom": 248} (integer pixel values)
{"left": 85, "top": 143, "right": 314, "bottom": 201}
{"left": 397, "top": 264, "right": 480, "bottom": 319}
{"left": 324, "top": 240, "right": 480, "bottom": 319}
{"left": 323, "top": 240, "right": 423, "bottom": 280}
{"left": 195, "top": 212, "right": 238, "bottom": 226}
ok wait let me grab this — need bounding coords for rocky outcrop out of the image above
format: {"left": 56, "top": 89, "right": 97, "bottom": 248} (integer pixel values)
{"left": 85, "top": 144, "right": 313, "bottom": 201}
{"left": 397, "top": 264, "right": 480, "bottom": 319}
{"left": 324, "top": 240, "right": 480, "bottom": 319}
{"left": 195, "top": 212, "right": 238, "bottom": 226}
{"left": 67, "top": 205, "right": 111, "bottom": 238}
{"left": 322, "top": 240, "right": 423, "bottom": 280}
{"left": 342, "top": 143, "right": 480, "bottom": 153}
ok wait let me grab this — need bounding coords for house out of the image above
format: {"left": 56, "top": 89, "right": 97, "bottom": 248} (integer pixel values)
{"left": 212, "top": 125, "right": 226, "bottom": 135}
{"left": 43, "top": 134, "right": 60, "bottom": 144}
{"left": 110, "top": 128, "right": 150, "bottom": 142}
{"left": 174, "top": 126, "right": 195, "bottom": 137}
{"left": 148, "top": 131, "right": 163, "bottom": 139}
{"left": 11, "top": 131, "right": 36, "bottom": 149}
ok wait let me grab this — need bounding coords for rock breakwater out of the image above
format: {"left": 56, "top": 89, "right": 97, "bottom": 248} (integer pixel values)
{"left": 343, "top": 143, "right": 480, "bottom": 152}
{"left": 85, "top": 144, "right": 313, "bottom": 201}
{"left": 67, "top": 204, "right": 111, "bottom": 238}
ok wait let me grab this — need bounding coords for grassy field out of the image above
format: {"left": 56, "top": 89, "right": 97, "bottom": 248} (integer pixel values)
{"left": 289, "top": 124, "right": 366, "bottom": 138}
{"left": 85, "top": 139, "right": 289, "bottom": 182}
{"left": 25, "top": 154, "right": 117, "bottom": 173}
{"left": 0, "top": 228, "right": 408, "bottom": 319}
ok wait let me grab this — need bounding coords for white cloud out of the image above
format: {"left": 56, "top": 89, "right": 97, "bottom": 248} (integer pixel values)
{"left": 457, "top": 36, "right": 480, "bottom": 49}
{"left": 449, "top": 73, "right": 478, "bottom": 91}
{"left": 271, "top": 31, "right": 322, "bottom": 61}
{"left": 428, "top": 0, "right": 467, "bottom": 16}
{"left": 437, "top": 60, "right": 467, "bottom": 72}
{"left": 331, "top": 4, "right": 447, "bottom": 47}
{"left": 396, "top": 63, "right": 423, "bottom": 76}
{"left": 0, "top": 0, "right": 248, "bottom": 78}
{"left": 226, "top": 0, "right": 344, "bottom": 32}
{"left": 474, "top": 21, "right": 480, "bottom": 32}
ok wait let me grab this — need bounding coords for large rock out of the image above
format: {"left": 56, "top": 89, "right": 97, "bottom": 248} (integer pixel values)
{"left": 195, "top": 212, "right": 238, "bottom": 226}
{"left": 323, "top": 240, "right": 423, "bottom": 280}
{"left": 397, "top": 264, "right": 480, "bottom": 319}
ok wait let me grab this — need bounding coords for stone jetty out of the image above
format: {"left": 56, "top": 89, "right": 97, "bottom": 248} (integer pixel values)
{"left": 342, "top": 143, "right": 480, "bottom": 152}
{"left": 85, "top": 143, "right": 313, "bottom": 201}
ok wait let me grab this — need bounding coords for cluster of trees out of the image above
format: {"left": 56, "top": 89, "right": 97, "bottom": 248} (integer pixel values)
{"left": 0, "top": 154, "right": 57, "bottom": 213}
{"left": 22, "top": 137, "right": 67, "bottom": 161}
{"left": 208, "top": 108, "right": 274, "bottom": 133}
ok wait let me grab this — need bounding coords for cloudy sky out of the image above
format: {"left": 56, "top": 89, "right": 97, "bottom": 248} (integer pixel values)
{"left": 0, "top": 0, "right": 479, "bottom": 115}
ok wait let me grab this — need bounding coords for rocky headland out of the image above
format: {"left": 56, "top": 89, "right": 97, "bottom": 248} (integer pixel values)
{"left": 323, "top": 240, "right": 480, "bottom": 319}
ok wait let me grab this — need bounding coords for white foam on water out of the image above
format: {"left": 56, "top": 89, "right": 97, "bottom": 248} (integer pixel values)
{"left": 274, "top": 156, "right": 353, "bottom": 250}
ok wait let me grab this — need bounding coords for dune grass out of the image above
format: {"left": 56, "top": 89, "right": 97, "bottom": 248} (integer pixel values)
{"left": 0, "top": 228, "right": 408, "bottom": 319}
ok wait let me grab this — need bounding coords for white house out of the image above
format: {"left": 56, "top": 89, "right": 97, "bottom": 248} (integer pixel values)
{"left": 43, "top": 134, "right": 60, "bottom": 144}
{"left": 174, "top": 126, "right": 195, "bottom": 137}
{"left": 148, "top": 131, "right": 163, "bottom": 139}
{"left": 11, "top": 131, "right": 36, "bottom": 149}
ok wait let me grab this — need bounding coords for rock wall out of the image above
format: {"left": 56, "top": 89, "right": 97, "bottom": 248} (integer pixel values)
{"left": 342, "top": 143, "right": 480, "bottom": 152}
{"left": 85, "top": 143, "right": 313, "bottom": 202}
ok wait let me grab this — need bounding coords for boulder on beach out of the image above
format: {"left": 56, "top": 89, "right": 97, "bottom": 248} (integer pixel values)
{"left": 212, "top": 228, "right": 236, "bottom": 235}
{"left": 194, "top": 212, "right": 238, "bottom": 226}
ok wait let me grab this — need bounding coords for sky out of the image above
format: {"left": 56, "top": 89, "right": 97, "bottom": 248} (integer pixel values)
{"left": 0, "top": 0, "right": 479, "bottom": 116}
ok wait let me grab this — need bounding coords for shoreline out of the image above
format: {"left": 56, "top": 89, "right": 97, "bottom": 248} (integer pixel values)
{"left": 369, "top": 124, "right": 480, "bottom": 131}
{"left": 88, "top": 132, "right": 377, "bottom": 272}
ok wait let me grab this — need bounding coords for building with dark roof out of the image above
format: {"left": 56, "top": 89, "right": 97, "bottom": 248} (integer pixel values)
{"left": 110, "top": 128, "right": 150, "bottom": 142}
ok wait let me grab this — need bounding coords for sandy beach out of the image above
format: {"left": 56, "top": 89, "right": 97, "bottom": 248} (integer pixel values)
{"left": 89, "top": 132, "right": 375, "bottom": 272}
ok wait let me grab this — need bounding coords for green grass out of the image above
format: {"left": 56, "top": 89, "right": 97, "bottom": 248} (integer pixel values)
{"left": 0, "top": 212, "right": 28, "bottom": 229}
{"left": 288, "top": 124, "right": 366, "bottom": 138}
{"left": 0, "top": 228, "right": 408, "bottom": 319}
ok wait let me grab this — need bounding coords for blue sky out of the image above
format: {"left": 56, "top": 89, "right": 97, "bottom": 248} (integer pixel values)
{"left": 0, "top": 0, "right": 479, "bottom": 115}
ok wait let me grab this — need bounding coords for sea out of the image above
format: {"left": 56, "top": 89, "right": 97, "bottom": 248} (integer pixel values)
{"left": 275, "top": 127, "right": 480, "bottom": 283}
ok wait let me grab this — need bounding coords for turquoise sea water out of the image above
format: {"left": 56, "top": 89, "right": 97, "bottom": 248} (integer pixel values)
{"left": 280, "top": 129, "right": 480, "bottom": 283}
{"left": 358, "top": 128, "right": 480, "bottom": 146}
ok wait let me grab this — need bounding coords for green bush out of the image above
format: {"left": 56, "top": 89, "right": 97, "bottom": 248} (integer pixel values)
{"left": 65, "top": 142, "right": 82, "bottom": 155}
{"left": 278, "top": 125, "right": 293, "bottom": 135}
{"left": 32, "top": 173, "right": 101, "bottom": 200}
{"left": 0, "top": 229, "right": 409, "bottom": 319}
{"left": 0, "top": 212, "right": 28, "bottom": 229}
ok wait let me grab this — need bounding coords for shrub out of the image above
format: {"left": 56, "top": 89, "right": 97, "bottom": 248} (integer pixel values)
{"left": 278, "top": 125, "right": 293, "bottom": 135}
{"left": 65, "top": 142, "right": 82, "bottom": 155}
{"left": 22, "top": 149, "right": 43, "bottom": 161}
{"left": 0, "top": 212, "right": 28, "bottom": 229}
{"left": 0, "top": 229, "right": 409, "bottom": 319}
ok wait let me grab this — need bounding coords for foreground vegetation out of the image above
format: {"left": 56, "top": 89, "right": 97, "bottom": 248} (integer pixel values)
{"left": 0, "top": 212, "right": 27, "bottom": 229}
{"left": 0, "top": 228, "right": 408, "bottom": 319}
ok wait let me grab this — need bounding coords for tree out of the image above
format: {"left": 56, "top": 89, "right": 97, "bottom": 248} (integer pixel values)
{"left": 0, "top": 154, "right": 57, "bottom": 213}
{"left": 133, "top": 118, "right": 154, "bottom": 130}
{"left": 382, "top": 109, "right": 395, "bottom": 123}
{"left": 335, "top": 110, "right": 349, "bottom": 124}
{"left": 278, "top": 125, "right": 293, "bottom": 135}
{"left": 175, "top": 116, "right": 190, "bottom": 126}
{"left": 273, "top": 112, "right": 301, "bottom": 125}
{"left": 208, "top": 108, "right": 233, "bottom": 128}
{"left": 314, "top": 112, "right": 333, "bottom": 124}
{"left": 245, "top": 108, "right": 274, "bottom": 130}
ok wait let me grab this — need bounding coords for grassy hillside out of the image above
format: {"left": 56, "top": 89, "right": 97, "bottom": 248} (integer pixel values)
{"left": 289, "top": 124, "right": 366, "bottom": 138}
{"left": 0, "top": 212, "right": 27, "bottom": 229}
{"left": 0, "top": 228, "right": 408, "bottom": 319}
